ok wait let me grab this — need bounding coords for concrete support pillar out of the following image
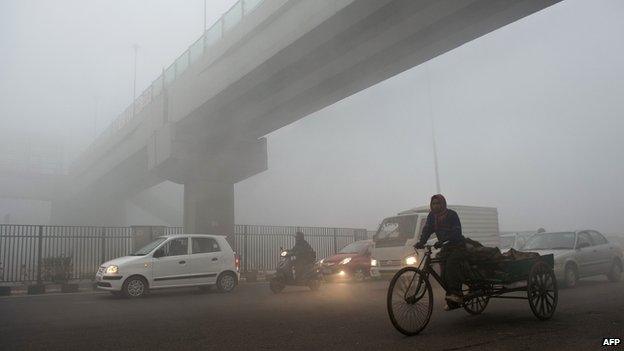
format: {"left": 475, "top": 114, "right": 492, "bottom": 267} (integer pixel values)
{"left": 131, "top": 225, "right": 166, "bottom": 251}
{"left": 184, "top": 180, "right": 234, "bottom": 243}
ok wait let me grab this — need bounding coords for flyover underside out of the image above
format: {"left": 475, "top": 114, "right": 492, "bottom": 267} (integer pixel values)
{"left": 51, "top": 148, "right": 162, "bottom": 226}
{"left": 62, "top": 0, "right": 560, "bottom": 232}
{"left": 176, "top": 0, "right": 561, "bottom": 141}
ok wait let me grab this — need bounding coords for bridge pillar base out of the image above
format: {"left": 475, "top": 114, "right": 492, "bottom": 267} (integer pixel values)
{"left": 183, "top": 180, "right": 234, "bottom": 244}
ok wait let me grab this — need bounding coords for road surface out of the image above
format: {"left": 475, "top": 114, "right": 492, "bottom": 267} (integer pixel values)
{"left": 1, "top": 277, "right": 622, "bottom": 350}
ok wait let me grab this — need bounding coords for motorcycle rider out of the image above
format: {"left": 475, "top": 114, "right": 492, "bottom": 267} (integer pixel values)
{"left": 291, "top": 231, "right": 316, "bottom": 282}
{"left": 414, "top": 194, "right": 465, "bottom": 307}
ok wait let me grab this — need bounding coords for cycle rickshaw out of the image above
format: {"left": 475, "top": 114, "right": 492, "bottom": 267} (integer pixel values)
{"left": 387, "top": 242, "right": 558, "bottom": 336}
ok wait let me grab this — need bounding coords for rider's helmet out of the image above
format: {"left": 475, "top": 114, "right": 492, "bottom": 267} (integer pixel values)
{"left": 295, "top": 231, "right": 305, "bottom": 241}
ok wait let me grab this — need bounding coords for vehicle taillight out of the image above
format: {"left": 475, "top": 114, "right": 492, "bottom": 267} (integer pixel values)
{"left": 234, "top": 253, "right": 240, "bottom": 272}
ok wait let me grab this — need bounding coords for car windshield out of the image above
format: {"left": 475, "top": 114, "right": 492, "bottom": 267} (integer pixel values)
{"left": 339, "top": 241, "right": 369, "bottom": 254}
{"left": 131, "top": 237, "right": 167, "bottom": 255}
{"left": 500, "top": 236, "right": 515, "bottom": 249}
{"left": 373, "top": 215, "right": 417, "bottom": 248}
{"left": 524, "top": 232, "right": 575, "bottom": 250}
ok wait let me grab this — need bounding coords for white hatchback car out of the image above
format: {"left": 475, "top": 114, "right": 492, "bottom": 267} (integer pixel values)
{"left": 95, "top": 234, "right": 240, "bottom": 297}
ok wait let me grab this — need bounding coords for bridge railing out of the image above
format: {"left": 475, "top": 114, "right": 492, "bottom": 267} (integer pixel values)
{"left": 0, "top": 222, "right": 370, "bottom": 284}
{"left": 77, "top": 0, "right": 266, "bottom": 167}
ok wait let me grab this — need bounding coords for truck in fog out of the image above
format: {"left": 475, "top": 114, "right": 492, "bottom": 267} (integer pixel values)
{"left": 370, "top": 205, "right": 500, "bottom": 275}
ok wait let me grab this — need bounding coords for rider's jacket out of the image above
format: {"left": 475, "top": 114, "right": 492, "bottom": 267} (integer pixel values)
{"left": 292, "top": 238, "right": 316, "bottom": 263}
{"left": 417, "top": 209, "right": 464, "bottom": 246}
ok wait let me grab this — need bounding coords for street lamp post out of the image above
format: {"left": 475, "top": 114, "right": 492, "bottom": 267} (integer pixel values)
{"left": 132, "top": 43, "right": 140, "bottom": 118}
{"left": 93, "top": 95, "right": 98, "bottom": 140}
{"left": 431, "top": 115, "right": 441, "bottom": 194}
{"left": 426, "top": 63, "right": 441, "bottom": 194}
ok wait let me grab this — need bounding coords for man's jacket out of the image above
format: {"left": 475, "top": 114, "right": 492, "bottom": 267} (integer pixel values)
{"left": 418, "top": 209, "right": 465, "bottom": 246}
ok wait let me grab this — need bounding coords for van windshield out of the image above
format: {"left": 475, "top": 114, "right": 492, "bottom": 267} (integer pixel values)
{"left": 373, "top": 215, "right": 417, "bottom": 248}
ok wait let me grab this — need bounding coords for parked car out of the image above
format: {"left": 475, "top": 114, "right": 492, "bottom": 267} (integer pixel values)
{"left": 522, "top": 230, "right": 623, "bottom": 288}
{"left": 95, "top": 234, "right": 240, "bottom": 297}
{"left": 318, "top": 240, "right": 375, "bottom": 282}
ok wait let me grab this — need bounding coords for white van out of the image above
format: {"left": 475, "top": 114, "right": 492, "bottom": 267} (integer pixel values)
{"left": 371, "top": 205, "right": 500, "bottom": 275}
{"left": 95, "top": 234, "right": 240, "bottom": 297}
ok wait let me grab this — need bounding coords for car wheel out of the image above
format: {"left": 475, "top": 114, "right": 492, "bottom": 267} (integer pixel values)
{"left": 122, "top": 276, "right": 148, "bottom": 298}
{"left": 607, "top": 260, "right": 622, "bottom": 282}
{"left": 563, "top": 265, "right": 578, "bottom": 288}
{"left": 269, "top": 278, "right": 285, "bottom": 294}
{"left": 216, "top": 272, "right": 237, "bottom": 293}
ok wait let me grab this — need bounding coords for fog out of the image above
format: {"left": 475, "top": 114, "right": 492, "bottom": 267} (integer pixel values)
{"left": 1, "top": 0, "right": 624, "bottom": 234}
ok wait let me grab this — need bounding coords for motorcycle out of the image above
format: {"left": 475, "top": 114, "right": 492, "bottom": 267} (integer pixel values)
{"left": 269, "top": 247, "right": 322, "bottom": 293}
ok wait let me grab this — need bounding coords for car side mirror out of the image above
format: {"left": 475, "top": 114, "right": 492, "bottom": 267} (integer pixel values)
{"left": 153, "top": 248, "right": 164, "bottom": 258}
{"left": 577, "top": 242, "right": 590, "bottom": 250}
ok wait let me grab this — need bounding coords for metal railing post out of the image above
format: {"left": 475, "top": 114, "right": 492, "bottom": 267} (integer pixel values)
{"left": 243, "top": 225, "right": 248, "bottom": 273}
{"left": 36, "top": 225, "right": 43, "bottom": 285}
{"left": 100, "top": 227, "right": 106, "bottom": 264}
{"left": 333, "top": 228, "right": 337, "bottom": 254}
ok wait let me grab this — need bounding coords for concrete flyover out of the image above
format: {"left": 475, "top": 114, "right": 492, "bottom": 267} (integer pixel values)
{"left": 58, "top": 0, "right": 562, "bottom": 239}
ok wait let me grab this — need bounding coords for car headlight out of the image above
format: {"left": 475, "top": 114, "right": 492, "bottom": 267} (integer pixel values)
{"left": 319, "top": 259, "right": 325, "bottom": 264}
{"left": 106, "top": 265, "right": 119, "bottom": 274}
{"left": 340, "top": 257, "right": 352, "bottom": 265}
{"left": 370, "top": 259, "right": 378, "bottom": 267}
{"left": 405, "top": 256, "right": 417, "bottom": 265}
{"left": 280, "top": 251, "right": 288, "bottom": 257}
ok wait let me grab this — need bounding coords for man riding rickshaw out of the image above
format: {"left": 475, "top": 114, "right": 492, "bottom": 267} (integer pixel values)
{"left": 389, "top": 194, "right": 558, "bottom": 336}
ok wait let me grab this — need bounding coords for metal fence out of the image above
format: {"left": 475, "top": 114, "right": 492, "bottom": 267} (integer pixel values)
{"left": 0, "top": 225, "right": 133, "bottom": 283}
{"left": 233, "top": 225, "right": 368, "bottom": 273}
{"left": 0, "top": 224, "right": 368, "bottom": 283}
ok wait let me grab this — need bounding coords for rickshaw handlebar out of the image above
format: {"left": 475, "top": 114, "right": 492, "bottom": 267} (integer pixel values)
{"left": 413, "top": 241, "right": 450, "bottom": 254}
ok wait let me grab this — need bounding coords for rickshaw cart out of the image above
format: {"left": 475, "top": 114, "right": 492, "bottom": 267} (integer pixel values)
{"left": 387, "top": 244, "right": 558, "bottom": 336}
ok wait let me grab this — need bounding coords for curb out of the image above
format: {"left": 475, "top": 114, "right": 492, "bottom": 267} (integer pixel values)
{"left": 0, "top": 281, "right": 97, "bottom": 297}
{"left": 1, "top": 279, "right": 268, "bottom": 297}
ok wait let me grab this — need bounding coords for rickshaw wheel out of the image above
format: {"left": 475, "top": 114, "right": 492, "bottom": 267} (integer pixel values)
{"left": 527, "top": 261, "right": 558, "bottom": 320}
{"left": 387, "top": 267, "right": 433, "bottom": 336}
{"left": 462, "top": 285, "right": 489, "bottom": 315}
